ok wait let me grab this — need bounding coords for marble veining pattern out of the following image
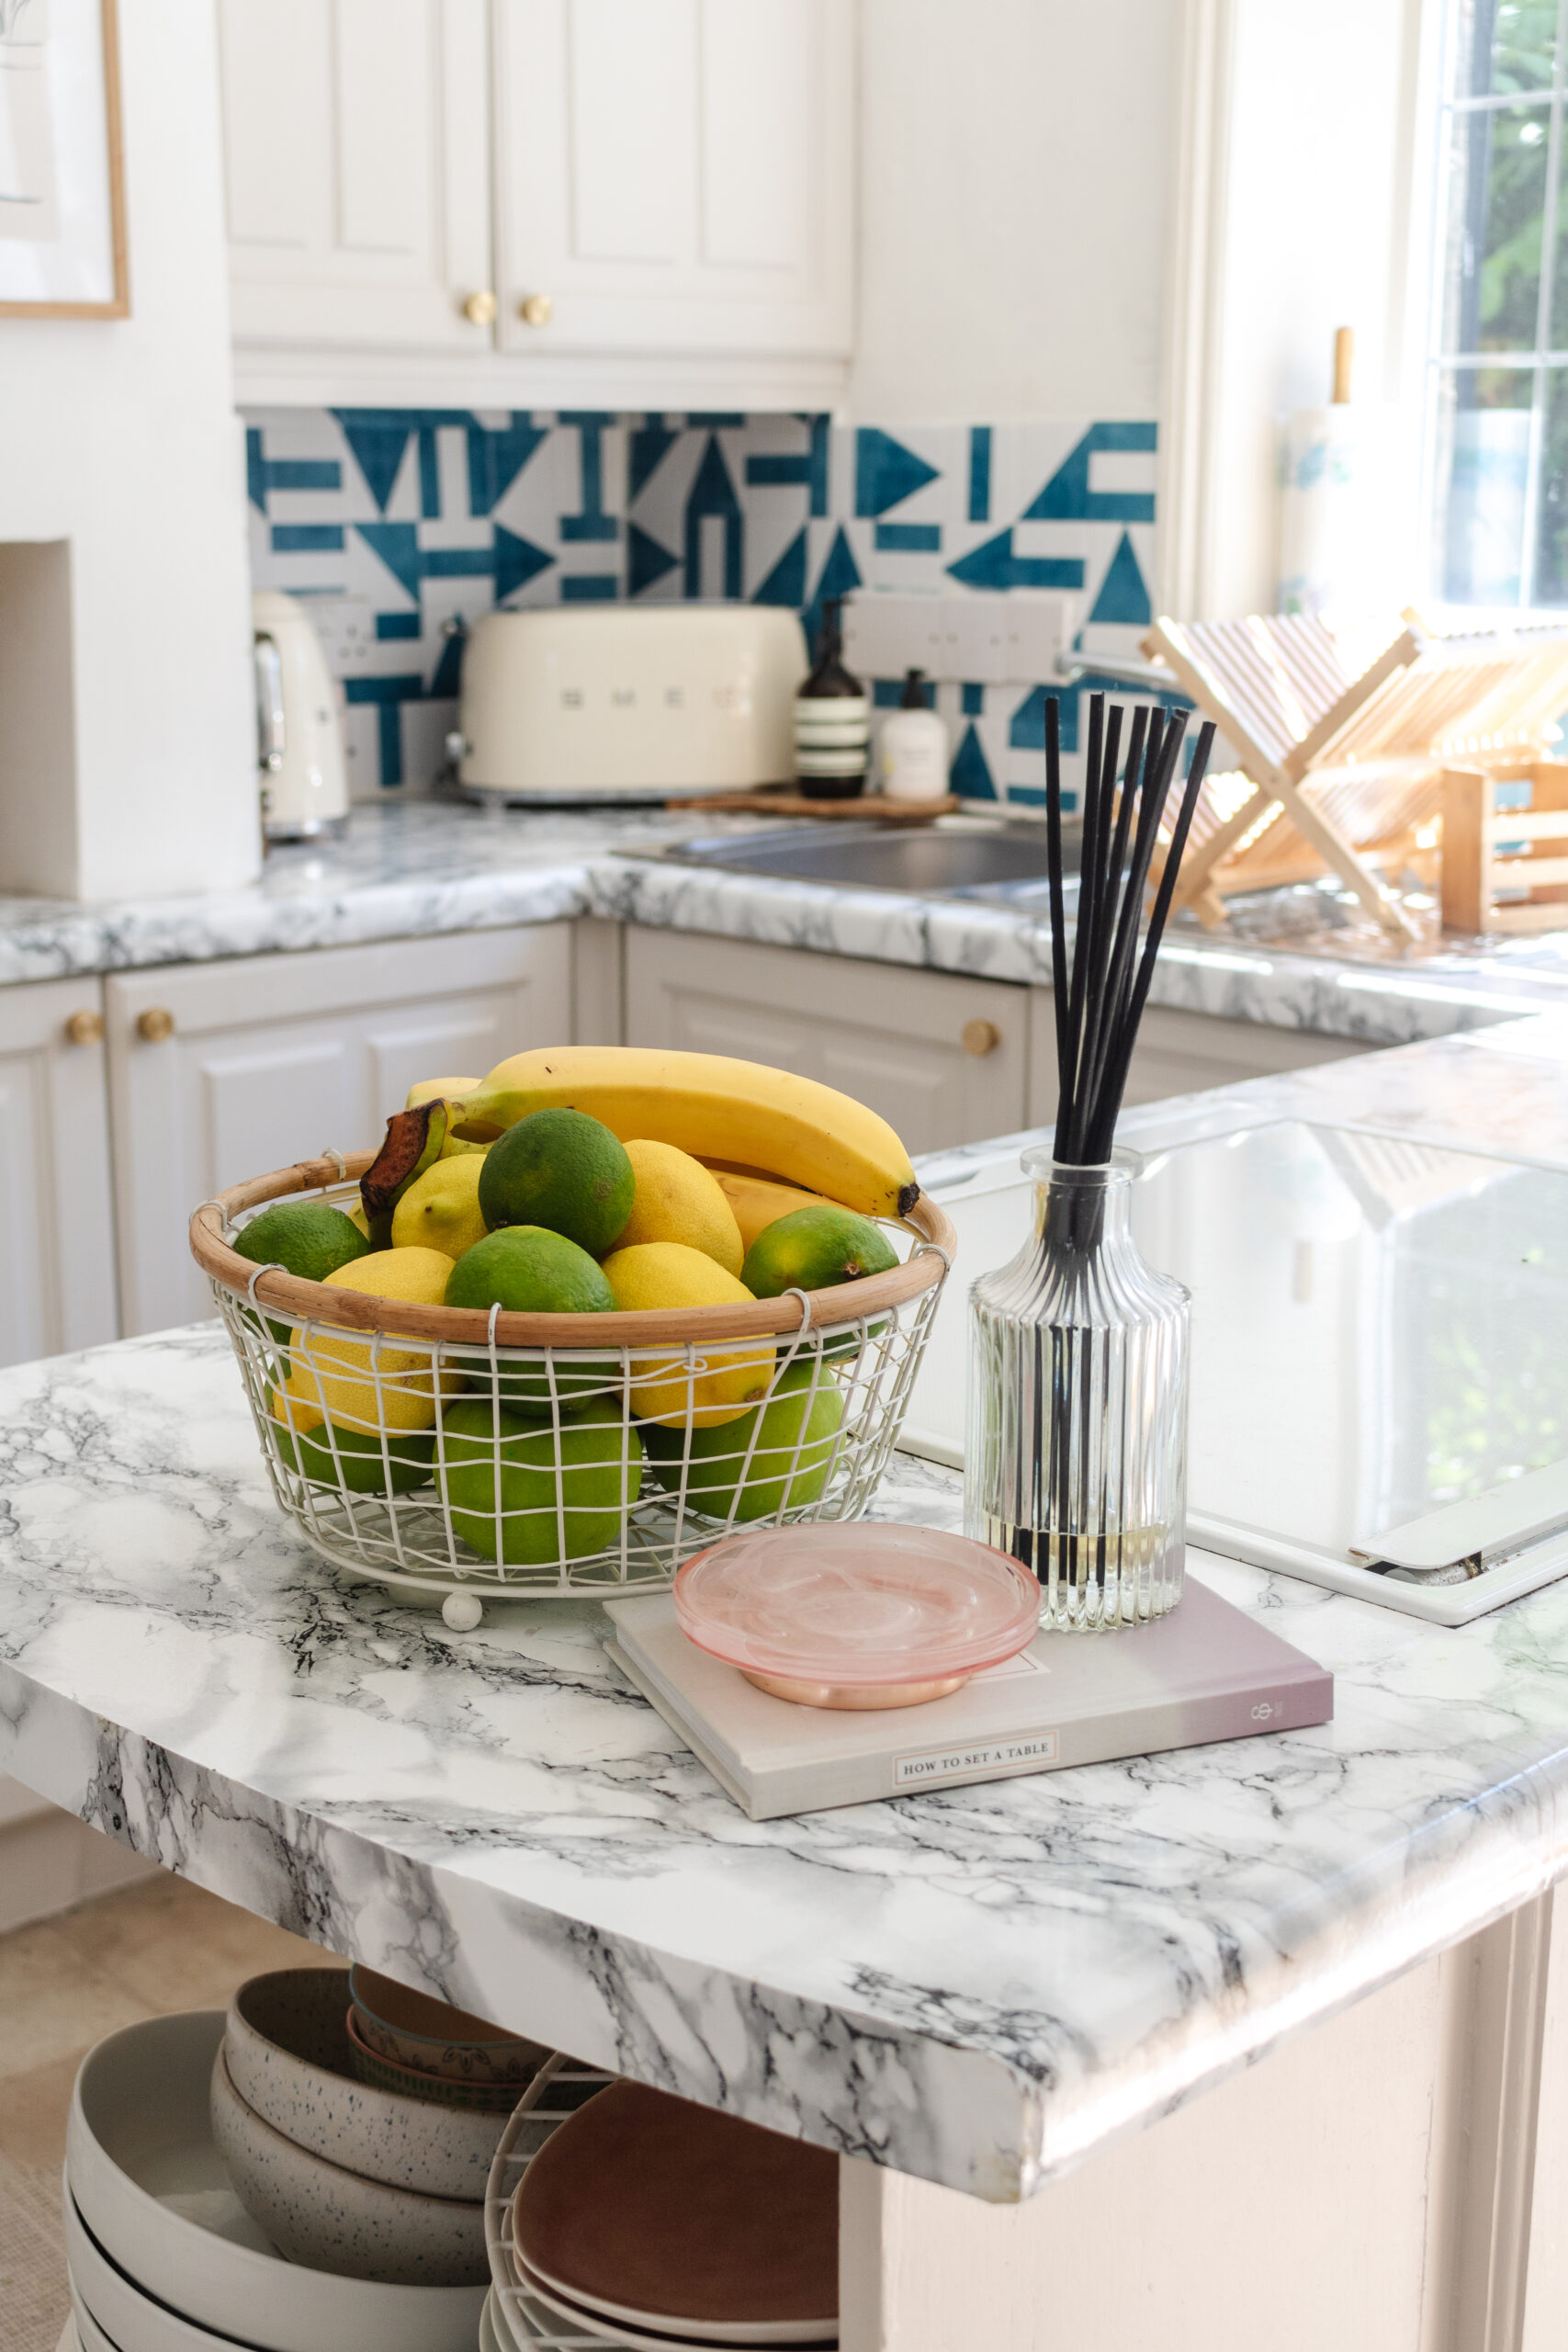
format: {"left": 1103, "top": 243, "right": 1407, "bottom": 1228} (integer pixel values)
{"left": 3, "top": 1032, "right": 1568, "bottom": 2201}
{"left": 3, "top": 803, "right": 1568, "bottom": 1049}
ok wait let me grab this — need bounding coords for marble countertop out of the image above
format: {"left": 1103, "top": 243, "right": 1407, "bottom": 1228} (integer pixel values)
{"left": 5, "top": 800, "right": 1568, "bottom": 1049}
{"left": 3, "top": 1017, "right": 1568, "bottom": 2204}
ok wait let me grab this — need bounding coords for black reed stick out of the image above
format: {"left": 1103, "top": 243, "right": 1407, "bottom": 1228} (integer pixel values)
{"left": 1043, "top": 698, "right": 1217, "bottom": 1174}
{"left": 1086, "top": 720, "right": 1217, "bottom": 1165}
{"left": 1044, "top": 696, "right": 1071, "bottom": 1097}
{"left": 1055, "top": 695, "right": 1106, "bottom": 1143}
{"left": 1071, "top": 708, "right": 1169, "bottom": 1150}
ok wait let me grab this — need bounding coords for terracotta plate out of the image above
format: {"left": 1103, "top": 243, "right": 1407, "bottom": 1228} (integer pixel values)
{"left": 513, "top": 2083, "right": 837, "bottom": 2341}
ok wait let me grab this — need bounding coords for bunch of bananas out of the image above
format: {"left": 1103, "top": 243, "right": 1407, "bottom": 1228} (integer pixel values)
{"left": 367, "top": 1046, "right": 920, "bottom": 1233}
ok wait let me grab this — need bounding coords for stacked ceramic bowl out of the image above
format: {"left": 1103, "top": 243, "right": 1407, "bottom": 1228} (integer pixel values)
{"left": 209, "top": 1966, "right": 563, "bottom": 2297}
{"left": 345, "top": 1965, "right": 551, "bottom": 2109}
{"left": 63, "top": 2007, "right": 490, "bottom": 2351}
{"left": 485, "top": 2064, "right": 839, "bottom": 2351}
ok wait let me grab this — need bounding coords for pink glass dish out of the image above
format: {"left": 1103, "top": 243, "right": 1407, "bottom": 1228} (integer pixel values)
{"left": 673, "top": 1522, "right": 1041, "bottom": 1710}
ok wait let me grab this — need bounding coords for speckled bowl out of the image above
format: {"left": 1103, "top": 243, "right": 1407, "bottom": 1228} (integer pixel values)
{"left": 209, "top": 2046, "right": 489, "bottom": 2287}
{"left": 227, "top": 1970, "right": 510, "bottom": 2199}
{"left": 344, "top": 2007, "right": 523, "bottom": 2113}
{"left": 349, "top": 1964, "right": 549, "bottom": 2088}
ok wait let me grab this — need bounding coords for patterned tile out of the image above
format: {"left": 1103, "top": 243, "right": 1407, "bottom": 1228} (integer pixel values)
{"left": 244, "top": 408, "right": 1173, "bottom": 807}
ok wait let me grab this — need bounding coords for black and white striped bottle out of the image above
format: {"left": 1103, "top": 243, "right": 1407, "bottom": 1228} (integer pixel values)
{"left": 794, "top": 597, "right": 868, "bottom": 800}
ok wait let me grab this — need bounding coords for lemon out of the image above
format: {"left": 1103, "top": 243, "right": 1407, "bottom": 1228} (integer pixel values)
{"left": 610, "top": 1140, "right": 744, "bottom": 1275}
{"left": 391, "top": 1152, "right": 489, "bottom": 1260}
{"left": 406, "top": 1075, "right": 479, "bottom": 1109}
{"left": 287, "top": 1247, "right": 457, "bottom": 1433}
{"left": 600, "top": 1241, "right": 773, "bottom": 1428}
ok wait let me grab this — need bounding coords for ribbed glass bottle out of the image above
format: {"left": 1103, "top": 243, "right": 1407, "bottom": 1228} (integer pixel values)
{"left": 964, "top": 1151, "right": 1190, "bottom": 1631}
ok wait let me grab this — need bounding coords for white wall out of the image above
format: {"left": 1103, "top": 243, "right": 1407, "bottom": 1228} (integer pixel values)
{"left": 0, "top": 1, "right": 259, "bottom": 900}
{"left": 851, "top": 0, "right": 1175, "bottom": 424}
{"left": 0, "top": 1777, "right": 155, "bottom": 1935}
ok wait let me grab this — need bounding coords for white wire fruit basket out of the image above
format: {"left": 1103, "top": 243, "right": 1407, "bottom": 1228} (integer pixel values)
{"left": 191, "top": 1150, "right": 954, "bottom": 1627}
{"left": 485, "top": 2056, "right": 624, "bottom": 2352}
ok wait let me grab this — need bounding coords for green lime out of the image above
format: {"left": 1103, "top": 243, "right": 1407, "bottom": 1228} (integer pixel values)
{"left": 643, "top": 1358, "right": 843, "bottom": 1521}
{"left": 446, "top": 1226, "right": 616, "bottom": 1314}
{"left": 276, "top": 1419, "right": 435, "bottom": 1496}
{"left": 235, "top": 1201, "right": 371, "bottom": 1283}
{"left": 478, "top": 1109, "right": 635, "bottom": 1258}
{"left": 445, "top": 1227, "right": 618, "bottom": 1408}
{"left": 440, "top": 1397, "right": 643, "bottom": 1566}
{"left": 741, "top": 1205, "right": 898, "bottom": 1296}
{"left": 234, "top": 1201, "right": 369, "bottom": 1351}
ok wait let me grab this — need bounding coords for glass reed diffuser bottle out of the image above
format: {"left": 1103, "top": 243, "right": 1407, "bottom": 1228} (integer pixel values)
{"left": 967, "top": 1150, "right": 1189, "bottom": 1628}
{"left": 964, "top": 695, "right": 1214, "bottom": 1631}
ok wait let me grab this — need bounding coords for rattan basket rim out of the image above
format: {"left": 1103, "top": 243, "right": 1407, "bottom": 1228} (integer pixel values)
{"left": 190, "top": 1150, "right": 955, "bottom": 1347}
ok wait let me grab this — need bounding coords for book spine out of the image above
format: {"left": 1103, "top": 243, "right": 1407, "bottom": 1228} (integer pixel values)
{"left": 841, "top": 1671, "right": 1336, "bottom": 1816}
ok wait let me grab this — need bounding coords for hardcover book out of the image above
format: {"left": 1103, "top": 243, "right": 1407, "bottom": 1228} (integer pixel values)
{"left": 603, "top": 1573, "right": 1334, "bottom": 1820}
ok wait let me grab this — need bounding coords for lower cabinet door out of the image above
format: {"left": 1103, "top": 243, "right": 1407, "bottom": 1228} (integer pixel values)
{"left": 0, "top": 977, "right": 118, "bottom": 1370}
{"left": 107, "top": 927, "right": 570, "bottom": 1337}
{"left": 624, "top": 929, "right": 1029, "bottom": 1158}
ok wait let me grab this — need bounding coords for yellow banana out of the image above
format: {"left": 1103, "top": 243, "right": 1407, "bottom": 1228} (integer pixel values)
{"left": 705, "top": 1166, "right": 849, "bottom": 1252}
{"left": 451, "top": 1047, "right": 919, "bottom": 1221}
{"left": 406, "top": 1075, "right": 479, "bottom": 1109}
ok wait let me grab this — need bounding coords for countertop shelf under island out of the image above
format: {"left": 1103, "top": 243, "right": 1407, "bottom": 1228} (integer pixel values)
{"left": 3, "top": 1016, "right": 1568, "bottom": 2351}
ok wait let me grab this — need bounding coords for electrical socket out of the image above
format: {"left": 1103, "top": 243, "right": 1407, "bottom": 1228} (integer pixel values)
{"left": 843, "top": 589, "right": 1080, "bottom": 686}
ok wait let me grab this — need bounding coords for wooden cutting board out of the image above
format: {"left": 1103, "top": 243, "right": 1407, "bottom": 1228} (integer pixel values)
{"left": 514, "top": 2081, "right": 838, "bottom": 2334}
{"left": 664, "top": 788, "right": 958, "bottom": 823}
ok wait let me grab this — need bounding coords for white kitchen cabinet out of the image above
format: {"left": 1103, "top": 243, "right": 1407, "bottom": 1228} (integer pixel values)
{"left": 492, "top": 0, "right": 853, "bottom": 359}
{"left": 107, "top": 926, "right": 570, "bottom": 1338}
{"left": 0, "top": 978, "right": 118, "bottom": 1373}
{"left": 1025, "top": 997, "right": 1373, "bottom": 1129}
{"left": 223, "top": 0, "right": 854, "bottom": 398}
{"left": 624, "top": 929, "right": 1029, "bottom": 1156}
{"left": 220, "top": 0, "right": 494, "bottom": 353}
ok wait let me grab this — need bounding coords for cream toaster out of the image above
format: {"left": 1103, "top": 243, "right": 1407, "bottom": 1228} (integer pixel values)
{"left": 454, "top": 605, "right": 805, "bottom": 802}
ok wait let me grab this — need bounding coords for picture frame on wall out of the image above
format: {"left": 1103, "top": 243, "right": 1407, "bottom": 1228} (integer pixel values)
{"left": 0, "top": 0, "right": 127, "bottom": 318}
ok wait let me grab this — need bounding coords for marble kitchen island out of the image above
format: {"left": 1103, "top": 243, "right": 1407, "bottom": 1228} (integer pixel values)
{"left": 2, "top": 1017, "right": 1568, "bottom": 2351}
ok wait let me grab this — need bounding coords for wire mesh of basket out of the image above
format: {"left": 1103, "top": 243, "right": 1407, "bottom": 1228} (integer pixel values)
{"left": 192, "top": 1151, "right": 955, "bottom": 1614}
{"left": 485, "top": 2056, "right": 624, "bottom": 2352}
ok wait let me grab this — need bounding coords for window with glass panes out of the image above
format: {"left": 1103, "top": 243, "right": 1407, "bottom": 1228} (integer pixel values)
{"left": 1432, "top": 0, "right": 1568, "bottom": 606}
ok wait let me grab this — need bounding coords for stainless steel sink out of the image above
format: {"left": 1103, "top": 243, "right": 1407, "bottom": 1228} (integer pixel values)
{"left": 630, "top": 820, "right": 1081, "bottom": 906}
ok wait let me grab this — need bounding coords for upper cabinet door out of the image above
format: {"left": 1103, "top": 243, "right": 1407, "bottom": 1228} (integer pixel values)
{"left": 221, "top": 0, "right": 494, "bottom": 350}
{"left": 492, "top": 0, "right": 853, "bottom": 356}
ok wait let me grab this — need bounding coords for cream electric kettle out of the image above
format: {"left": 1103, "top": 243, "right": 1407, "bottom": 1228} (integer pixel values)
{"left": 253, "top": 590, "right": 349, "bottom": 841}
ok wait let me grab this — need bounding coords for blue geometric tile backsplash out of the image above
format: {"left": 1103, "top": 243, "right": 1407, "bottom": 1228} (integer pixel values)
{"left": 244, "top": 409, "right": 1165, "bottom": 808}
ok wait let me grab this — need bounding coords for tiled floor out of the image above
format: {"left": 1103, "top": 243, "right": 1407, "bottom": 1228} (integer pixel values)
{"left": 0, "top": 1871, "right": 335, "bottom": 2352}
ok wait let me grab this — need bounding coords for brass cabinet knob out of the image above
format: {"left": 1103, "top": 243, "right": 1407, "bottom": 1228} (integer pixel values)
{"left": 63, "top": 1009, "right": 104, "bottom": 1046}
{"left": 462, "top": 289, "right": 498, "bottom": 325}
{"left": 962, "top": 1018, "right": 1001, "bottom": 1058}
{"left": 137, "top": 1008, "right": 175, "bottom": 1043}
{"left": 518, "top": 292, "right": 554, "bottom": 327}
